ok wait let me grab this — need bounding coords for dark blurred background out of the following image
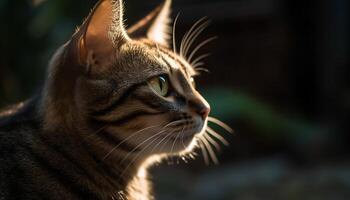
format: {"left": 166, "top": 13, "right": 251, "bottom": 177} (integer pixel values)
{"left": 1, "top": 0, "right": 350, "bottom": 199}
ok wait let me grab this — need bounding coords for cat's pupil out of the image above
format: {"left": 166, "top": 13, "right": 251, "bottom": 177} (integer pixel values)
{"left": 159, "top": 77, "right": 164, "bottom": 90}
{"left": 159, "top": 76, "right": 167, "bottom": 92}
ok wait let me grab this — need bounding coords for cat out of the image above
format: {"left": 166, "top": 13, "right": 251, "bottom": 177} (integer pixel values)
{"left": 0, "top": 0, "right": 231, "bottom": 199}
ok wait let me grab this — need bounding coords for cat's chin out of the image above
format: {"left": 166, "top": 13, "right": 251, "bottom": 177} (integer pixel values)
{"left": 161, "top": 124, "right": 207, "bottom": 155}
{"left": 152, "top": 132, "right": 201, "bottom": 156}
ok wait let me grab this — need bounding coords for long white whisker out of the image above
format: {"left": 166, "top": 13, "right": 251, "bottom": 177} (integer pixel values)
{"left": 188, "top": 36, "right": 217, "bottom": 63}
{"left": 111, "top": 120, "right": 185, "bottom": 163}
{"left": 195, "top": 67, "right": 210, "bottom": 73}
{"left": 206, "top": 127, "right": 229, "bottom": 146}
{"left": 191, "top": 53, "right": 211, "bottom": 67}
{"left": 84, "top": 125, "right": 108, "bottom": 142}
{"left": 180, "top": 17, "right": 208, "bottom": 57}
{"left": 151, "top": 128, "right": 177, "bottom": 154}
{"left": 183, "top": 20, "right": 211, "bottom": 58}
{"left": 108, "top": 128, "right": 166, "bottom": 162}
{"left": 171, "top": 126, "right": 185, "bottom": 154}
{"left": 102, "top": 125, "right": 159, "bottom": 161}
{"left": 151, "top": 120, "right": 186, "bottom": 154}
{"left": 119, "top": 132, "right": 164, "bottom": 180}
{"left": 192, "top": 62, "right": 205, "bottom": 69}
{"left": 103, "top": 120, "right": 187, "bottom": 161}
{"left": 202, "top": 136, "right": 219, "bottom": 165}
{"left": 180, "top": 125, "right": 187, "bottom": 149}
{"left": 204, "top": 133, "right": 221, "bottom": 152}
{"left": 208, "top": 116, "right": 234, "bottom": 134}
{"left": 198, "top": 138, "right": 210, "bottom": 165}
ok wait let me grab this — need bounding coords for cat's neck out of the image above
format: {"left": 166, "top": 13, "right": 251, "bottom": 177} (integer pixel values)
{"left": 79, "top": 128, "right": 154, "bottom": 200}
{"left": 40, "top": 121, "right": 153, "bottom": 200}
{"left": 126, "top": 156, "right": 164, "bottom": 200}
{"left": 126, "top": 166, "right": 153, "bottom": 200}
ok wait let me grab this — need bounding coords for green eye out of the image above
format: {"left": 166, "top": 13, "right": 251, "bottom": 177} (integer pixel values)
{"left": 148, "top": 75, "right": 169, "bottom": 97}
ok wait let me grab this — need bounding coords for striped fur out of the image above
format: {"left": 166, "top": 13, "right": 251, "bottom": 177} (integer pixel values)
{"left": 0, "top": 0, "right": 211, "bottom": 199}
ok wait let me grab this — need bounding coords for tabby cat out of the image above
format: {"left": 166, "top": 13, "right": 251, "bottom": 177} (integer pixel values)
{"left": 0, "top": 0, "right": 231, "bottom": 199}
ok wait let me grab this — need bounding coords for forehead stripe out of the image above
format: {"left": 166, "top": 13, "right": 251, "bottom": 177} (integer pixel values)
{"left": 160, "top": 52, "right": 179, "bottom": 70}
{"left": 144, "top": 43, "right": 192, "bottom": 75}
{"left": 161, "top": 56, "right": 173, "bottom": 73}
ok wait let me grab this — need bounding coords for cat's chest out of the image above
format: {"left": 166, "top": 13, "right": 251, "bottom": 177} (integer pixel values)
{"left": 126, "top": 169, "right": 152, "bottom": 200}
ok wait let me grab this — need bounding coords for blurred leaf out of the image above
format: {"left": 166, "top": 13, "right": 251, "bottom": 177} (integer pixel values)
{"left": 203, "top": 87, "right": 321, "bottom": 141}
{"left": 29, "top": 1, "right": 61, "bottom": 37}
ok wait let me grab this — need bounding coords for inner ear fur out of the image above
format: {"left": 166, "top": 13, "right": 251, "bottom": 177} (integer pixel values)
{"left": 73, "top": 0, "right": 130, "bottom": 73}
{"left": 127, "top": 0, "right": 172, "bottom": 47}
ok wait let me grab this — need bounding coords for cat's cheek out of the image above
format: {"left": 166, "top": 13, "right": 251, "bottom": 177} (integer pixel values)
{"left": 139, "top": 115, "right": 171, "bottom": 130}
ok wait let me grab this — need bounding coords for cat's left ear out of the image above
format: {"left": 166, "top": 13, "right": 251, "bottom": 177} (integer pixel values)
{"left": 72, "top": 0, "right": 129, "bottom": 73}
{"left": 127, "top": 0, "right": 172, "bottom": 47}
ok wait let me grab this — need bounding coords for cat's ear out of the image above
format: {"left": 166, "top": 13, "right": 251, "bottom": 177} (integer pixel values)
{"left": 75, "top": 0, "right": 129, "bottom": 71}
{"left": 127, "top": 0, "right": 172, "bottom": 47}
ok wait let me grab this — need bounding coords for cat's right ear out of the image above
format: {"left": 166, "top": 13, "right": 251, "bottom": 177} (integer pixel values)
{"left": 72, "top": 0, "right": 129, "bottom": 73}
{"left": 127, "top": 0, "right": 172, "bottom": 47}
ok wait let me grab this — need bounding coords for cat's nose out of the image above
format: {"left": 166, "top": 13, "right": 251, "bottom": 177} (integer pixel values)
{"left": 198, "top": 105, "right": 210, "bottom": 120}
{"left": 189, "top": 98, "right": 211, "bottom": 120}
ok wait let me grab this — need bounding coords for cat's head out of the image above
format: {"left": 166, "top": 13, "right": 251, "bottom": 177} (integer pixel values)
{"left": 43, "top": 0, "right": 213, "bottom": 159}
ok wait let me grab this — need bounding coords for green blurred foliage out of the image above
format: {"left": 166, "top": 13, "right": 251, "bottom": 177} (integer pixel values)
{"left": 0, "top": 0, "right": 94, "bottom": 107}
{"left": 203, "top": 87, "right": 327, "bottom": 158}
{"left": 204, "top": 88, "right": 319, "bottom": 139}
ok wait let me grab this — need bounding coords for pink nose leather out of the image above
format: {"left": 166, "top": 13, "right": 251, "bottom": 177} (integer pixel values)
{"left": 198, "top": 105, "right": 210, "bottom": 119}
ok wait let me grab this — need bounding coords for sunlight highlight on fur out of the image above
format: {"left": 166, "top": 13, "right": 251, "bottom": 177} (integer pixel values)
{"left": 147, "top": 0, "right": 172, "bottom": 47}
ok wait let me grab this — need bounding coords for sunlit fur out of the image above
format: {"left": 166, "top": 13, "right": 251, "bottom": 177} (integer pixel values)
{"left": 0, "top": 0, "right": 232, "bottom": 200}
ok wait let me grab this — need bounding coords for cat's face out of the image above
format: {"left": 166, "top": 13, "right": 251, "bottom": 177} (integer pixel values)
{"left": 85, "top": 42, "right": 210, "bottom": 155}
{"left": 47, "top": 0, "right": 211, "bottom": 158}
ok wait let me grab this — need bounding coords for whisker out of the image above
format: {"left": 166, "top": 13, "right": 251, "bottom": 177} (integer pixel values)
{"left": 202, "top": 136, "right": 219, "bottom": 165}
{"left": 180, "top": 17, "right": 208, "bottom": 58}
{"left": 188, "top": 36, "right": 217, "bottom": 63}
{"left": 172, "top": 13, "right": 180, "bottom": 54}
{"left": 181, "top": 156, "right": 188, "bottom": 163}
{"left": 191, "top": 53, "right": 211, "bottom": 67}
{"left": 188, "top": 152, "right": 196, "bottom": 160}
{"left": 192, "top": 62, "right": 205, "bottom": 69}
{"left": 99, "top": 119, "right": 187, "bottom": 161}
{"left": 152, "top": 127, "right": 180, "bottom": 154}
{"left": 84, "top": 124, "right": 109, "bottom": 142}
{"left": 180, "top": 17, "right": 206, "bottom": 57}
{"left": 198, "top": 138, "right": 210, "bottom": 165}
{"left": 101, "top": 125, "right": 159, "bottom": 161}
{"left": 180, "top": 125, "right": 187, "bottom": 149}
{"left": 171, "top": 125, "right": 185, "bottom": 154}
{"left": 204, "top": 133, "right": 221, "bottom": 152}
{"left": 119, "top": 132, "right": 164, "bottom": 179}
{"left": 163, "top": 119, "right": 188, "bottom": 128}
{"left": 183, "top": 20, "right": 211, "bottom": 58}
{"left": 208, "top": 116, "right": 234, "bottom": 134}
{"left": 206, "top": 127, "right": 229, "bottom": 146}
{"left": 116, "top": 127, "right": 169, "bottom": 163}
{"left": 195, "top": 67, "right": 210, "bottom": 73}
{"left": 104, "top": 120, "right": 184, "bottom": 162}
